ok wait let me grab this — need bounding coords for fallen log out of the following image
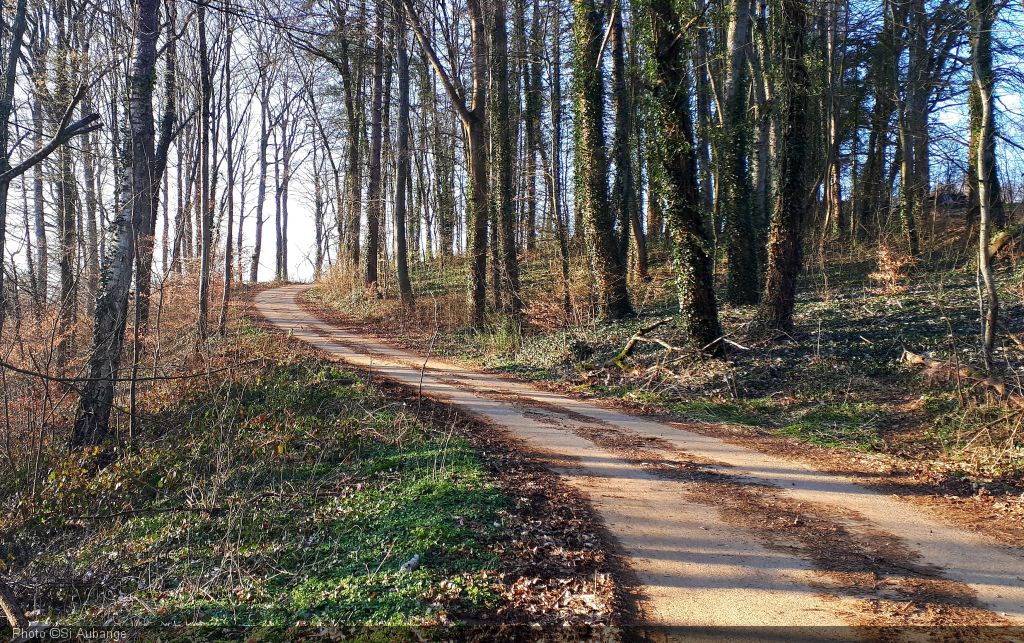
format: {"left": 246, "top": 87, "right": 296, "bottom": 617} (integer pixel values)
{"left": 901, "top": 350, "right": 1024, "bottom": 408}
{"left": 988, "top": 223, "right": 1024, "bottom": 259}
{"left": 0, "top": 580, "right": 26, "bottom": 629}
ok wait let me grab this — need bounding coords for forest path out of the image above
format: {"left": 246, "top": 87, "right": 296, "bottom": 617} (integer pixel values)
{"left": 256, "top": 285, "right": 1024, "bottom": 632}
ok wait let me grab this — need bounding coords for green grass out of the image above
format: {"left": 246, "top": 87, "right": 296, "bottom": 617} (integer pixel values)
{"left": 7, "top": 359, "right": 512, "bottom": 627}
{"left": 777, "top": 402, "right": 884, "bottom": 451}
{"left": 669, "top": 398, "right": 782, "bottom": 427}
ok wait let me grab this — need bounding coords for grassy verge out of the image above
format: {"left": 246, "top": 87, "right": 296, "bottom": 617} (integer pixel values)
{"left": 0, "top": 319, "right": 616, "bottom": 628}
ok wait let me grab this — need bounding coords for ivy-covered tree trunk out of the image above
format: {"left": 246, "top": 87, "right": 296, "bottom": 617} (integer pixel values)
{"left": 491, "top": 0, "right": 523, "bottom": 322}
{"left": 643, "top": 0, "right": 723, "bottom": 352}
{"left": 722, "top": 0, "right": 760, "bottom": 305}
{"left": 757, "top": 0, "right": 811, "bottom": 333}
{"left": 972, "top": 0, "right": 1001, "bottom": 365}
{"left": 572, "top": 0, "right": 633, "bottom": 320}
{"left": 404, "top": 0, "right": 489, "bottom": 324}
{"left": 609, "top": 0, "right": 634, "bottom": 267}
{"left": 547, "top": 0, "right": 573, "bottom": 319}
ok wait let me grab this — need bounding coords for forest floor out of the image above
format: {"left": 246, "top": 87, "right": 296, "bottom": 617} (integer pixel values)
{"left": 262, "top": 282, "right": 1024, "bottom": 631}
{"left": 0, "top": 290, "right": 626, "bottom": 635}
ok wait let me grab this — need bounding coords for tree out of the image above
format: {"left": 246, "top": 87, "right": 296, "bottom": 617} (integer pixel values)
{"left": 572, "top": 0, "right": 633, "bottom": 320}
{"left": 722, "top": 0, "right": 760, "bottom": 304}
{"left": 219, "top": 18, "right": 236, "bottom": 333}
{"left": 0, "top": 0, "right": 98, "bottom": 338}
{"left": 967, "top": 0, "right": 1004, "bottom": 231}
{"left": 393, "top": 2, "right": 414, "bottom": 304}
{"left": 73, "top": 0, "right": 163, "bottom": 447}
{"left": 971, "top": 0, "right": 1001, "bottom": 367}
{"left": 642, "top": 0, "right": 723, "bottom": 351}
{"left": 757, "top": 0, "right": 811, "bottom": 332}
{"left": 404, "top": 0, "right": 490, "bottom": 325}
{"left": 197, "top": 1, "right": 214, "bottom": 340}
{"left": 545, "top": 0, "right": 573, "bottom": 319}
{"left": 609, "top": 0, "right": 634, "bottom": 267}
{"left": 492, "top": 0, "right": 524, "bottom": 322}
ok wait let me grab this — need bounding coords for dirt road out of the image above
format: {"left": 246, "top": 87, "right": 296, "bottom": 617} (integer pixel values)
{"left": 256, "top": 285, "right": 1024, "bottom": 631}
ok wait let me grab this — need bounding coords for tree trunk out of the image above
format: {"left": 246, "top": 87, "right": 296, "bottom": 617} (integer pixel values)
{"left": 492, "top": 0, "right": 523, "bottom": 321}
{"left": 218, "top": 22, "right": 235, "bottom": 333}
{"left": 31, "top": 93, "right": 48, "bottom": 303}
{"left": 855, "top": 0, "right": 899, "bottom": 239}
{"left": 250, "top": 77, "right": 271, "bottom": 283}
{"left": 394, "top": 4, "right": 414, "bottom": 304}
{"left": 967, "top": 0, "right": 1004, "bottom": 231}
{"left": 403, "top": 0, "right": 490, "bottom": 324}
{"left": 757, "top": 0, "right": 811, "bottom": 333}
{"left": 973, "top": 0, "right": 1001, "bottom": 366}
{"left": 572, "top": 0, "right": 633, "bottom": 320}
{"left": 547, "top": 0, "right": 573, "bottom": 319}
{"left": 137, "top": 0, "right": 176, "bottom": 330}
{"left": 609, "top": 0, "right": 634, "bottom": 267}
{"left": 197, "top": 2, "right": 213, "bottom": 341}
{"left": 722, "top": 0, "right": 759, "bottom": 304}
{"left": 73, "top": 0, "right": 161, "bottom": 447}
{"left": 644, "top": 0, "right": 723, "bottom": 351}
{"left": 365, "top": 25, "right": 385, "bottom": 294}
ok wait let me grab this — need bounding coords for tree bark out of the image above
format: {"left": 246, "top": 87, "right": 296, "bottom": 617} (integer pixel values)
{"left": 73, "top": 0, "right": 160, "bottom": 447}
{"left": 197, "top": 2, "right": 213, "bottom": 340}
{"left": 492, "top": 0, "right": 523, "bottom": 322}
{"left": 722, "top": 0, "right": 759, "bottom": 304}
{"left": 972, "top": 0, "right": 1001, "bottom": 366}
{"left": 365, "top": 20, "right": 385, "bottom": 294}
{"left": 394, "top": 3, "right": 414, "bottom": 304}
{"left": 219, "top": 21, "right": 235, "bottom": 333}
{"left": 572, "top": 0, "right": 633, "bottom": 320}
{"left": 547, "top": 0, "right": 573, "bottom": 319}
{"left": 249, "top": 71, "right": 272, "bottom": 283}
{"left": 757, "top": 0, "right": 811, "bottom": 333}
{"left": 644, "top": 0, "right": 723, "bottom": 351}
{"left": 404, "top": 0, "right": 490, "bottom": 325}
{"left": 609, "top": 0, "right": 634, "bottom": 266}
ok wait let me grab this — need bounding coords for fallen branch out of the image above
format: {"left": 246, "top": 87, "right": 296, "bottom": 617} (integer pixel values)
{"left": 0, "top": 580, "right": 26, "bottom": 629}
{"left": 901, "top": 350, "right": 1024, "bottom": 408}
{"left": 608, "top": 318, "right": 682, "bottom": 368}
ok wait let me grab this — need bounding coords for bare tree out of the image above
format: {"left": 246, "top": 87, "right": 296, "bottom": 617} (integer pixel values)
{"left": 73, "top": 0, "right": 163, "bottom": 447}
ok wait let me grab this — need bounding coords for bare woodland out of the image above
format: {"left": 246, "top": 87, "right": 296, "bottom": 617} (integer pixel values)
{"left": 1, "top": 0, "right": 1024, "bottom": 630}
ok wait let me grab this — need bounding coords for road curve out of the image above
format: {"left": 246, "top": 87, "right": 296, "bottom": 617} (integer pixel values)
{"left": 256, "top": 284, "right": 1024, "bottom": 632}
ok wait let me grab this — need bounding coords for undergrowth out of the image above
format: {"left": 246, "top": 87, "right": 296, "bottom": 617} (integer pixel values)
{"left": 2, "top": 352, "right": 513, "bottom": 627}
